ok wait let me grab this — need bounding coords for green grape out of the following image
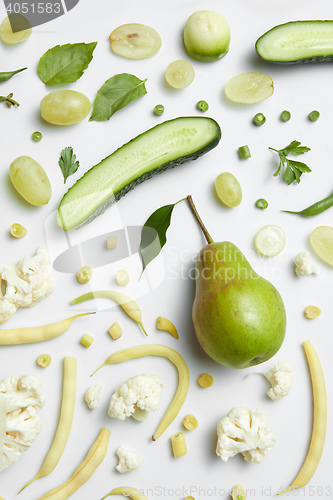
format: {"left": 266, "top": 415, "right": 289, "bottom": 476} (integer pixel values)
{"left": 225, "top": 72, "right": 274, "bottom": 104}
{"left": 254, "top": 225, "right": 285, "bottom": 257}
{"left": 110, "top": 23, "right": 161, "bottom": 59}
{"left": 9, "top": 156, "right": 51, "bottom": 206}
{"left": 310, "top": 226, "right": 333, "bottom": 266}
{"left": 183, "top": 10, "right": 230, "bottom": 62}
{"left": 0, "top": 14, "right": 32, "bottom": 44}
{"left": 40, "top": 90, "right": 91, "bottom": 125}
{"left": 215, "top": 172, "right": 242, "bottom": 207}
{"left": 165, "top": 60, "right": 195, "bottom": 89}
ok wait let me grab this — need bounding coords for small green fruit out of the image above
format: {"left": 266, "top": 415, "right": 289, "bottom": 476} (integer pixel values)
{"left": 183, "top": 10, "right": 231, "bottom": 62}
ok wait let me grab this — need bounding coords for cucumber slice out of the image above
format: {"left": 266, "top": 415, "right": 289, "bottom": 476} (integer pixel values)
{"left": 256, "top": 21, "right": 333, "bottom": 63}
{"left": 57, "top": 116, "right": 221, "bottom": 230}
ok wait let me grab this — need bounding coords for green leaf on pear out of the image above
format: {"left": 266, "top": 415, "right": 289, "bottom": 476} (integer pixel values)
{"left": 140, "top": 199, "right": 185, "bottom": 273}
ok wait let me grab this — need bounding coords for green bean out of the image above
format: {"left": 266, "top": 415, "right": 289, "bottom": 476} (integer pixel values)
{"left": 0, "top": 67, "right": 27, "bottom": 82}
{"left": 32, "top": 131, "right": 43, "bottom": 142}
{"left": 153, "top": 104, "right": 164, "bottom": 116}
{"left": 282, "top": 191, "right": 333, "bottom": 217}
{"left": 256, "top": 198, "right": 268, "bottom": 209}
{"left": 238, "top": 145, "right": 251, "bottom": 159}
{"left": 308, "top": 110, "right": 320, "bottom": 122}
{"left": 280, "top": 110, "right": 291, "bottom": 122}
{"left": 196, "top": 100, "right": 209, "bottom": 112}
{"left": 253, "top": 112, "right": 266, "bottom": 126}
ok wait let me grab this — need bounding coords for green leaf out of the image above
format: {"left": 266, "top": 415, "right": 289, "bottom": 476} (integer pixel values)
{"left": 282, "top": 140, "right": 311, "bottom": 156}
{"left": 269, "top": 140, "right": 311, "bottom": 184}
{"left": 282, "top": 140, "right": 301, "bottom": 153}
{"left": 0, "top": 67, "right": 27, "bottom": 83}
{"left": 288, "top": 160, "right": 312, "bottom": 173}
{"left": 273, "top": 157, "right": 285, "bottom": 177}
{"left": 89, "top": 73, "right": 147, "bottom": 122}
{"left": 140, "top": 199, "right": 185, "bottom": 273}
{"left": 58, "top": 147, "right": 80, "bottom": 184}
{"left": 38, "top": 42, "right": 97, "bottom": 85}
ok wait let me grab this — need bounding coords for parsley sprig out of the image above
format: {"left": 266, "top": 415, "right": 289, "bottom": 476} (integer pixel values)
{"left": 58, "top": 146, "right": 80, "bottom": 183}
{"left": 269, "top": 140, "right": 311, "bottom": 184}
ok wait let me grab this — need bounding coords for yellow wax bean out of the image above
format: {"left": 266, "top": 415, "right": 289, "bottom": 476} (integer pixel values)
{"left": 71, "top": 290, "right": 147, "bottom": 336}
{"left": 36, "top": 427, "right": 110, "bottom": 500}
{"left": 231, "top": 485, "right": 247, "bottom": 500}
{"left": 304, "top": 306, "right": 321, "bottom": 319}
{"left": 156, "top": 316, "right": 179, "bottom": 339}
{"left": 108, "top": 322, "right": 122, "bottom": 340}
{"left": 171, "top": 432, "right": 187, "bottom": 457}
{"left": 91, "top": 344, "right": 190, "bottom": 441}
{"left": 280, "top": 341, "right": 327, "bottom": 493}
{"left": 19, "top": 357, "right": 77, "bottom": 492}
{"left": 37, "top": 354, "right": 52, "bottom": 368}
{"left": 101, "top": 486, "right": 148, "bottom": 500}
{"left": 183, "top": 414, "right": 198, "bottom": 431}
{"left": 197, "top": 373, "right": 213, "bottom": 388}
{"left": 0, "top": 313, "right": 94, "bottom": 345}
{"left": 80, "top": 334, "right": 94, "bottom": 347}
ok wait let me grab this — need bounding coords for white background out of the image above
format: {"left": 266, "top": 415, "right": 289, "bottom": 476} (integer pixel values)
{"left": 0, "top": 0, "right": 332, "bottom": 499}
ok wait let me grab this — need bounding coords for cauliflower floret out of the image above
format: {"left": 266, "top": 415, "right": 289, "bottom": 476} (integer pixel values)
{"left": 0, "top": 247, "right": 55, "bottom": 324}
{"left": 216, "top": 407, "right": 276, "bottom": 464}
{"left": 116, "top": 446, "right": 143, "bottom": 473}
{"left": 84, "top": 384, "right": 102, "bottom": 410}
{"left": 294, "top": 252, "right": 320, "bottom": 277}
{"left": 0, "top": 375, "right": 45, "bottom": 472}
{"left": 108, "top": 374, "right": 163, "bottom": 421}
{"left": 264, "top": 361, "right": 293, "bottom": 400}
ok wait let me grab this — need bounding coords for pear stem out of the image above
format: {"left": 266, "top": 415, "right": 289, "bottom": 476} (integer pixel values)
{"left": 187, "top": 195, "right": 214, "bottom": 244}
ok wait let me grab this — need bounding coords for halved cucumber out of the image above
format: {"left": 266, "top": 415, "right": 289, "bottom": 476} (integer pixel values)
{"left": 256, "top": 21, "right": 333, "bottom": 63}
{"left": 57, "top": 116, "right": 221, "bottom": 230}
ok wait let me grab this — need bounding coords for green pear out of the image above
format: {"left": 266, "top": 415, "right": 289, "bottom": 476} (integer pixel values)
{"left": 188, "top": 196, "right": 286, "bottom": 369}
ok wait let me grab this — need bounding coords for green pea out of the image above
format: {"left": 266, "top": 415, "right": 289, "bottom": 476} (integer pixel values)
{"left": 280, "top": 110, "right": 291, "bottom": 122}
{"left": 32, "top": 131, "right": 43, "bottom": 142}
{"left": 196, "top": 100, "right": 209, "bottom": 112}
{"left": 154, "top": 104, "right": 164, "bottom": 116}
{"left": 238, "top": 145, "right": 251, "bottom": 159}
{"left": 253, "top": 112, "right": 266, "bottom": 126}
{"left": 308, "top": 110, "right": 320, "bottom": 122}
{"left": 256, "top": 198, "right": 268, "bottom": 209}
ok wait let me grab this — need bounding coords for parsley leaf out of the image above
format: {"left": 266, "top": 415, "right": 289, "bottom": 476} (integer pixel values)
{"left": 58, "top": 147, "right": 80, "bottom": 183}
{"left": 269, "top": 141, "right": 311, "bottom": 184}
